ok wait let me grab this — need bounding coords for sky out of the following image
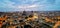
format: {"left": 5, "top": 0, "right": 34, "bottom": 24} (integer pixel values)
{"left": 0, "top": 0, "right": 60, "bottom": 12}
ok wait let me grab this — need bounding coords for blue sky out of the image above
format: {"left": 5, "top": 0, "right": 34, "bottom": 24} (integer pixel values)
{"left": 0, "top": 0, "right": 60, "bottom": 12}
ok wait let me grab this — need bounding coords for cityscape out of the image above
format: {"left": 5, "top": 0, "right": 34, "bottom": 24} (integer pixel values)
{"left": 0, "top": 11, "right": 60, "bottom": 28}
{"left": 0, "top": 0, "right": 60, "bottom": 28}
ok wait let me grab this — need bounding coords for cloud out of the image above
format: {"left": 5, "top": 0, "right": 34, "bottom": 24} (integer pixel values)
{"left": 0, "top": 0, "right": 60, "bottom": 12}
{"left": 0, "top": 0, "right": 40, "bottom": 12}
{"left": 18, "top": 4, "right": 38, "bottom": 8}
{"left": 13, "top": 4, "right": 39, "bottom": 11}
